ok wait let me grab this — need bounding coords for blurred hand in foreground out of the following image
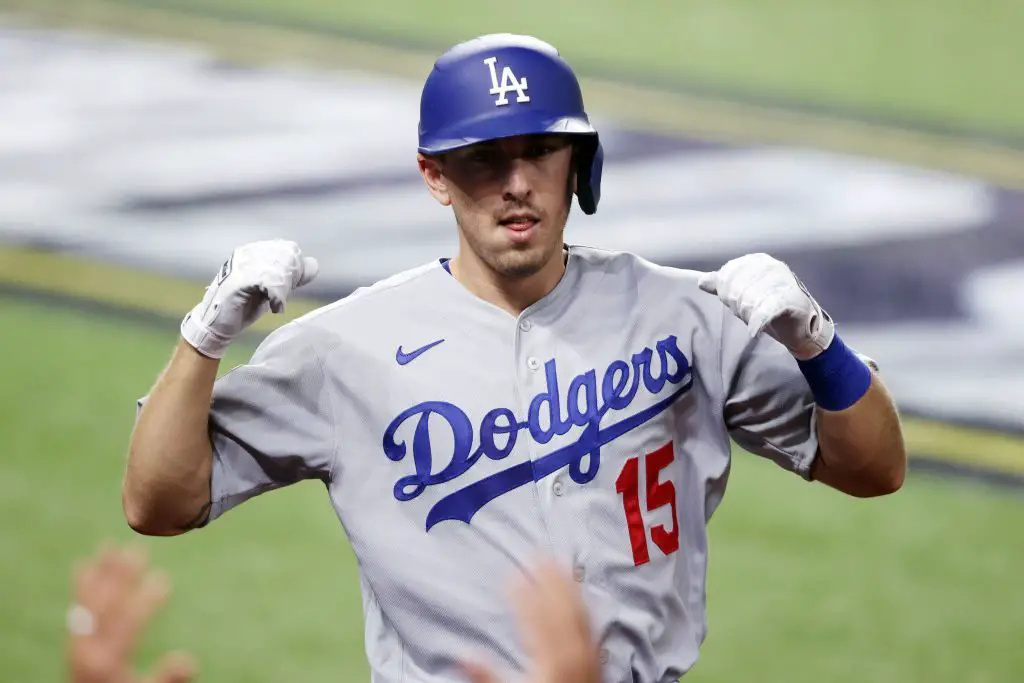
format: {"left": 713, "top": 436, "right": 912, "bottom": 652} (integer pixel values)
{"left": 461, "top": 558, "right": 603, "bottom": 683}
{"left": 67, "top": 543, "right": 196, "bottom": 683}
{"left": 66, "top": 546, "right": 601, "bottom": 683}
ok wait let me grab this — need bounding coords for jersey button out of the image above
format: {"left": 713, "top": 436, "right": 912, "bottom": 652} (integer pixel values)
{"left": 599, "top": 649, "right": 609, "bottom": 665}
{"left": 519, "top": 319, "right": 533, "bottom": 332}
{"left": 552, "top": 480, "right": 564, "bottom": 496}
{"left": 573, "top": 565, "right": 585, "bottom": 582}
{"left": 527, "top": 357, "right": 541, "bottom": 371}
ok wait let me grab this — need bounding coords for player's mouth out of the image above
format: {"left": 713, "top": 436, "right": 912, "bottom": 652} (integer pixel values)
{"left": 498, "top": 212, "right": 540, "bottom": 242}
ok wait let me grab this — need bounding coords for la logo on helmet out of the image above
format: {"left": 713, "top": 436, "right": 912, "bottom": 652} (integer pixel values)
{"left": 483, "top": 56, "right": 530, "bottom": 106}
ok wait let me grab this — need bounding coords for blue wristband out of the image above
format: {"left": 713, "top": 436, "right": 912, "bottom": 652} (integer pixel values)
{"left": 796, "top": 334, "right": 872, "bottom": 411}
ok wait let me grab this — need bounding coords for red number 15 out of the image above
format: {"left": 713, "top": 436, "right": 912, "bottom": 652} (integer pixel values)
{"left": 614, "top": 441, "right": 680, "bottom": 566}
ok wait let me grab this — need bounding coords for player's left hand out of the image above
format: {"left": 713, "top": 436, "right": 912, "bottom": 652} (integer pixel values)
{"left": 698, "top": 253, "right": 835, "bottom": 361}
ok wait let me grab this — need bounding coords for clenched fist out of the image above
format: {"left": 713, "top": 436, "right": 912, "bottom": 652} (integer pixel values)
{"left": 698, "top": 253, "right": 834, "bottom": 361}
{"left": 180, "top": 240, "right": 318, "bottom": 359}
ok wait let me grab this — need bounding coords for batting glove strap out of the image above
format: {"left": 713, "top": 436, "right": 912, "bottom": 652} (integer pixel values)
{"left": 180, "top": 304, "right": 234, "bottom": 359}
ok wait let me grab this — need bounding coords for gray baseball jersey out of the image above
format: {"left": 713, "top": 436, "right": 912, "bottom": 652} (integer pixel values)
{"left": 166, "top": 245, "right": 819, "bottom": 682}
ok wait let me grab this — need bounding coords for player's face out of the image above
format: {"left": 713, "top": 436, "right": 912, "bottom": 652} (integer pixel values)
{"left": 419, "top": 134, "right": 575, "bottom": 279}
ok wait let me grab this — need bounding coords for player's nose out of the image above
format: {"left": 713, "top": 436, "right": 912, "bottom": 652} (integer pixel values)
{"left": 502, "top": 158, "right": 533, "bottom": 202}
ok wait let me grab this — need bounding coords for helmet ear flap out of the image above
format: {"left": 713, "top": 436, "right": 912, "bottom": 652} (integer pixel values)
{"left": 573, "top": 136, "right": 603, "bottom": 215}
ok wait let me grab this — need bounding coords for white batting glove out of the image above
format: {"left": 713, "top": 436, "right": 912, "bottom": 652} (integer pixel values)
{"left": 180, "top": 240, "right": 319, "bottom": 359}
{"left": 698, "top": 253, "right": 834, "bottom": 361}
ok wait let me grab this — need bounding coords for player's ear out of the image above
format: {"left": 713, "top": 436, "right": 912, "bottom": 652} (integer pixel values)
{"left": 565, "top": 162, "right": 578, "bottom": 210}
{"left": 569, "top": 144, "right": 579, "bottom": 195}
{"left": 418, "top": 153, "right": 451, "bottom": 207}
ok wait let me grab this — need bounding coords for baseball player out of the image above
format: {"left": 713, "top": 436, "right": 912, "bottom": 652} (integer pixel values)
{"left": 123, "top": 33, "right": 906, "bottom": 683}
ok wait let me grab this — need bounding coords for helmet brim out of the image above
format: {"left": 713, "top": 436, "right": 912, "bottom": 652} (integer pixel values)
{"left": 418, "top": 112, "right": 597, "bottom": 156}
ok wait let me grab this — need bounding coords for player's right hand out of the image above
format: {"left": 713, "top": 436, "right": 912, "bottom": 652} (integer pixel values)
{"left": 180, "top": 240, "right": 319, "bottom": 359}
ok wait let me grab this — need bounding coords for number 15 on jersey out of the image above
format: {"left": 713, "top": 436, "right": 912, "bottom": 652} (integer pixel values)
{"left": 615, "top": 441, "right": 681, "bottom": 566}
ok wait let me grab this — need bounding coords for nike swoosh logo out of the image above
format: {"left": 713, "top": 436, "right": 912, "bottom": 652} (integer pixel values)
{"left": 396, "top": 339, "right": 445, "bottom": 365}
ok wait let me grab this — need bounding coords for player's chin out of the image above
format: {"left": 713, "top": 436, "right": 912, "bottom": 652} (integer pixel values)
{"left": 497, "top": 243, "right": 560, "bottom": 277}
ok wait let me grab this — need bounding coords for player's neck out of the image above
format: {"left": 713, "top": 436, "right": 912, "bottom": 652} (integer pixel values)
{"left": 450, "top": 248, "right": 567, "bottom": 316}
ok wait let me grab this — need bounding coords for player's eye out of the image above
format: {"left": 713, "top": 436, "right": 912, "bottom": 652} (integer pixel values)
{"left": 524, "top": 142, "right": 555, "bottom": 159}
{"left": 465, "top": 148, "right": 499, "bottom": 165}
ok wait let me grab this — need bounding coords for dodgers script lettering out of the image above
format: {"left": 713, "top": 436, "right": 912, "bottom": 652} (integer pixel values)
{"left": 382, "top": 335, "right": 694, "bottom": 530}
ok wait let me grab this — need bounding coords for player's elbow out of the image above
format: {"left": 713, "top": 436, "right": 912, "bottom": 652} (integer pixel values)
{"left": 821, "top": 466, "right": 904, "bottom": 499}
{"left": 813, "top": 443, "right": 907, "bottom": 498}
{"left": 864, "top": 436, "right": 908, "bottom": 496}
{"left": 123, "top": 509, "right": 163, "bottom": 537}
{"left": 121, "top": 489, "right": 182, "bottom": 537}
{"left": 120, "top": 476, "right": 195, "bottom": 537}
{"left": 122, "top": 501, "right": 158, "bottom": 536}
{"left": 121, "top": 438, "right": 213, "bottom": 536}
{"left": 854, "top": 460, "right": 905, "bottom": 497}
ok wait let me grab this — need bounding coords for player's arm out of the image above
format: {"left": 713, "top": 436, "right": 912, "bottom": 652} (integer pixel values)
{"left": 701, "top": 253, "right": 907, "bottom": 498}
{"left": 123, "top": 240, "right": 320, "bottom": 536}
{"left": 124, "top": 340, "right": 219, "bottom": 535}
{"left": 806, "top": 354, "right": 906, "bottom": 497}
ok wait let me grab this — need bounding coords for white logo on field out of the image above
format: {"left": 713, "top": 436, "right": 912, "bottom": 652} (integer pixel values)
{"left": 483, "top": 56, "right": 530, "bottom": 106}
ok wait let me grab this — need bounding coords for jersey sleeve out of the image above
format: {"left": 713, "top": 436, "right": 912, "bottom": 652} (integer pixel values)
{"left": 717, "top": 306, "right": 820, "bottom": 479}
{"left": 203, "top": 320, "right": 339, "bottom": 522}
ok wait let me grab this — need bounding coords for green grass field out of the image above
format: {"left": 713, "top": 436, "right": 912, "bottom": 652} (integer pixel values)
{"left": 3, "top": 296, "right": 1024, "bottom": 682}
{"left": 3, "top": 0, "right": 1024, "bottom": 680}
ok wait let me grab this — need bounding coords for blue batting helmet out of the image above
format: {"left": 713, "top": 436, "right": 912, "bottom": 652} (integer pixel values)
{"left": 418, "top": 33, "right": 604, "bottom": 215}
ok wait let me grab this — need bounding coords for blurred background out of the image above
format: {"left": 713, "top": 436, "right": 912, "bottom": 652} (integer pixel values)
{"left": 2, "top": 1, "right": 1023, "bottom": 681}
